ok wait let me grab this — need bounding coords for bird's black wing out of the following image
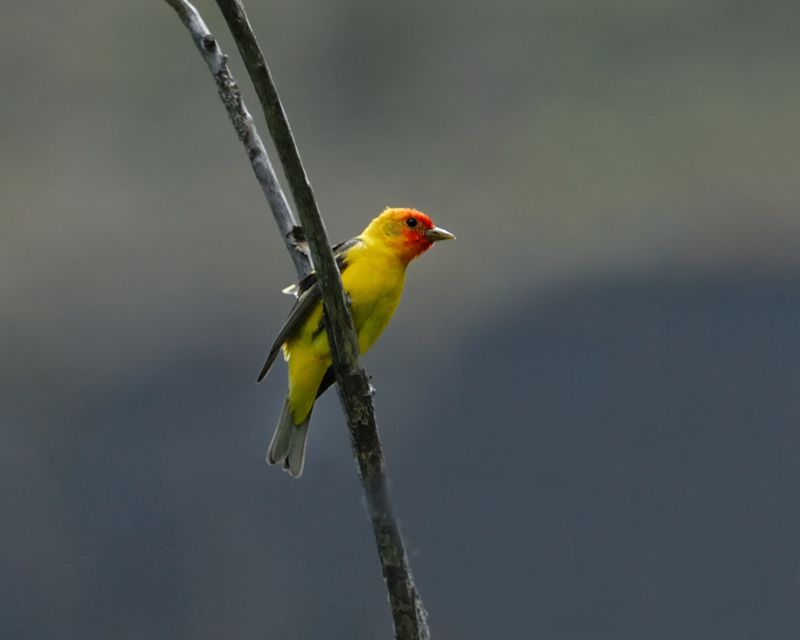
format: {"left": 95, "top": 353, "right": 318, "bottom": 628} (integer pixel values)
{"left": 315, "top": 366, "right": 336, "bottom": 399}
{"left": 257, "top": 283, "right": 321, "bottom": 382}
{"left": 292, "top": 237, "right": 359, "bottom": 297}
{"left": 256, "top": 237, "right": 361, "bottom": 382}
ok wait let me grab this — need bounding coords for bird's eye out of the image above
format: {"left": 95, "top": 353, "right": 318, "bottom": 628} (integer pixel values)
{"left": 406, "top": 218, "right": 418, "bottom": 228}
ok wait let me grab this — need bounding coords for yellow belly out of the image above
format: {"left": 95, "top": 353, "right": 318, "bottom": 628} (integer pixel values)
{"left": 283, "top": 243, "right": 407, "bottom": 423}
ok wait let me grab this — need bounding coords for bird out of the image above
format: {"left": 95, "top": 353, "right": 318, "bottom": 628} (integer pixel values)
{"left": 258, "top": 207, "right": 455, "bottom": 477}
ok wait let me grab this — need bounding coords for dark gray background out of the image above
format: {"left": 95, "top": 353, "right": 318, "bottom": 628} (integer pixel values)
{"left": 2, "top": 1, "right": 800, "bottom": 638}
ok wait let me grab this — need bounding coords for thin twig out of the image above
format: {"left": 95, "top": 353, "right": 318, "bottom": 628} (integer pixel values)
{"left": 163, "top": 0, "right": 311, "bottom": 279}
{"left": 165, "top": 1, "right": 430, "bottom": 638}
{"left": 211, "top": 3, "right": 430, "bottom": 639}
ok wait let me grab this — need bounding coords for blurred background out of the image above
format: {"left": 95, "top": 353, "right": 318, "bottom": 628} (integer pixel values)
{"left": 2, "top": 0, "right": 800, "bottom": 637}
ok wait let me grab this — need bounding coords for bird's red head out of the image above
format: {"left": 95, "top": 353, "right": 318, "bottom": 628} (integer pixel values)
{"left": 363, "top": 207, "right": 455, "bottom": 264}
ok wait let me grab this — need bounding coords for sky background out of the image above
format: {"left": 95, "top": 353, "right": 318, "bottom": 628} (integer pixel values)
{"left": 2, "top": 0, "right": 800, "bottom": 638}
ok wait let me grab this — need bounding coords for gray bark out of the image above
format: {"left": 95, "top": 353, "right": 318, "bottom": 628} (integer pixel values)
{"left": 164, "top": 1, "right": 430, "bottom": 638}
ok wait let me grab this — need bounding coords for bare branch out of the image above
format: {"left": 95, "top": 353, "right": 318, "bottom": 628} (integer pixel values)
{"left": 164, "top": 0, "right": 311, "bottom": 278}
{"left": 165, "top": 1, "right": 430, "bottom": 637}
{"left": 211, "top": 4, "right": 431, "bottom": 639}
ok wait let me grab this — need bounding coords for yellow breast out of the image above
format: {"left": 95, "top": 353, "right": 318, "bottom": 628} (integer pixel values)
{"left": 281, "top": 229, "right": 412, "bottom": 423}
{"left": 340, "top": 239, "right": 408, "bottom": 354}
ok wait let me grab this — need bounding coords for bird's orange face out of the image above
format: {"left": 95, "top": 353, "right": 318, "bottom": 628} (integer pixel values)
{"left": 366, "top": 208, "right": 455, "bottom": 263}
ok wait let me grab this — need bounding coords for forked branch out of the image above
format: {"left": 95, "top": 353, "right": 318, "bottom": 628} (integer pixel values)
{"left": 164, "top": 1, "right": 430, "bottom": 638}
{"left": 163, "top": 0, "right": 311, "bottom": 279}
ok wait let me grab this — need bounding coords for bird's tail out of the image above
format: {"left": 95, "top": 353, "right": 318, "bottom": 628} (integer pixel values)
{"left": 267, "top": 395, "right": 311, "bottom": 478}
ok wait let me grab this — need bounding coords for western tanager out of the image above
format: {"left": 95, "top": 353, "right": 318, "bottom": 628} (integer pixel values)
{"left": 258, "top": 207, "right": 454, "bottom": 477}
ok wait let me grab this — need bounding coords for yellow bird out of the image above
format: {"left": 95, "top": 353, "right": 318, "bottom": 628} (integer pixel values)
{"left": 258, "top": 207, "right": 455, "bottom": 477}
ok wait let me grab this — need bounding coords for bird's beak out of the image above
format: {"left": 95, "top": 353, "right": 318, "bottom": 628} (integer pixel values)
{"left": 425, "top": 226, "right": 456, "bottom": 242}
